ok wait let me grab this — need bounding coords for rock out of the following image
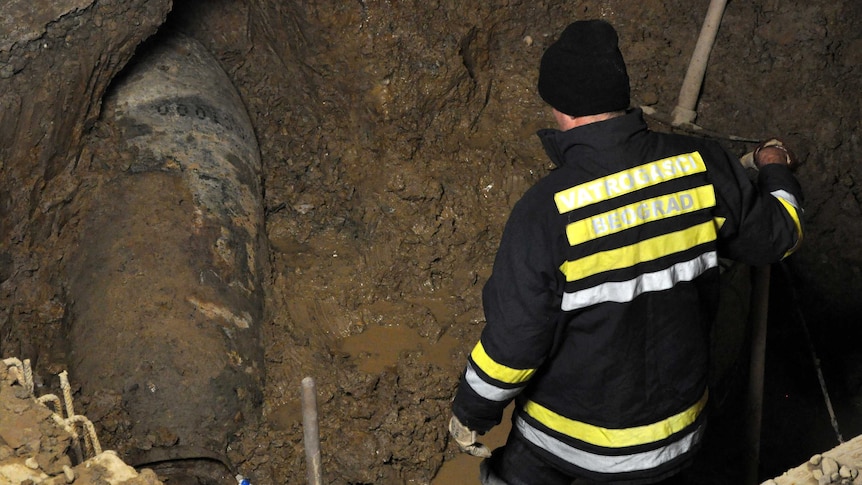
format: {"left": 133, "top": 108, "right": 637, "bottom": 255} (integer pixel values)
{"left": 0, "top": 461, "right": 43, "bottom": 484}
{"left": 823, "top": 456, "right": 840, "bottom": 476}
{"left": 63, "top": 464, "right": 75, "bottom": 483}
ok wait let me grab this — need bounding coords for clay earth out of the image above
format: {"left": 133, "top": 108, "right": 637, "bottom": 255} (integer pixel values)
{"left": 1, "top": 1, "right": 862, "bottom": 484}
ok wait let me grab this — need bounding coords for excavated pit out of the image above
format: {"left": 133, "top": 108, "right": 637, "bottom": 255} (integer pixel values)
{"left": 1, "top": 1, "right": 862, "bottom": 484}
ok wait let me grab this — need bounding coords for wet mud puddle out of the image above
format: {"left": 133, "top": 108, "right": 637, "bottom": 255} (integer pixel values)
{"left": 339, "top": 324, "right": 459, "bottom": 374}
{"left": 339, "top": 324, "right": 512, "bottom": 484}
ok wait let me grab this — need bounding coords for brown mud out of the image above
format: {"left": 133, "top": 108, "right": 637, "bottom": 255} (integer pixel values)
{"left": 2, "top": 1, "right": 862, "bottom": 484}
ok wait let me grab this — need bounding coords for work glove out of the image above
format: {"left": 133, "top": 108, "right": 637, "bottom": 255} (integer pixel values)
{"left": 448, "top": 415, "right": 492, "bottom": 458}
{"left": 740, "top": 138, "right": 798, "bottom": 170}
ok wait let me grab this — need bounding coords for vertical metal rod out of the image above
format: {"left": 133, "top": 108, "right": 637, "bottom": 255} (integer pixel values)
{"left": 745, "top": 265, "right": 770, "bottom": 484}
{"left": 780, "top": 263, "right": 843, "bottom": 444}
{"left": 302, "top": 376, "right": 323, "bottom": 485}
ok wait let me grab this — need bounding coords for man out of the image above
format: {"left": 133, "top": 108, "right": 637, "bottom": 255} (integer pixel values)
{"left": 449, "top": 19, "right": 804, "bottom": 485}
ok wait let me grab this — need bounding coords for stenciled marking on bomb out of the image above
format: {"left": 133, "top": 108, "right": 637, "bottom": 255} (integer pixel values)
{"left": 67, "top": 31, "right": 267, "bottom": 480}
{"left": 153, "top": 96, "right": 252, "bottom": 143}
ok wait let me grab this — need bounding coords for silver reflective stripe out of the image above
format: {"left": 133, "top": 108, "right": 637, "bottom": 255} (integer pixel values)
{"left": 516, "top": 416, "right": 704, "bottom": 474}
{"left": 771, "top": 189, "right": 800, "bottom": 209}
{"left": 466, "top": 362, "right": 524, "bottom": 402}
{"left": 561, "top": 251, "right": 718, "bottom": 311}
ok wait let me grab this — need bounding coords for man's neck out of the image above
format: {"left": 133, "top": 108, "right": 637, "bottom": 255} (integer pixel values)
{"left": 555, "top": 110, "right": 626, "bottom": 131}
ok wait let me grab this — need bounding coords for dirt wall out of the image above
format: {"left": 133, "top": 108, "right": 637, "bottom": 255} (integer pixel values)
{"left": 1, "top": 0, "right": 861, "bottom": 483}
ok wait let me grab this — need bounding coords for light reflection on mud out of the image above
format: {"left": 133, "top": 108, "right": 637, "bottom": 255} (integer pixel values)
{"left": 339, "top": 323, "right": 461, "bottom": 374}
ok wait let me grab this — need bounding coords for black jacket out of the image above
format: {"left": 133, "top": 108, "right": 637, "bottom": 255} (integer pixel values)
{"left": 452, "top": 109, "right": 803, "bottom": 483}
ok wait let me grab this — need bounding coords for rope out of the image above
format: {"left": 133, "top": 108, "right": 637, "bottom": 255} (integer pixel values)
{"left": 68, "top": 415, "right": 103, "bottom": 456}
{"left": 2, "top": 357, "right": 34, "bottom": 395}
{"left": 3, "top": 360, "right": 103, "bottom": 461}
{"left": 44, "top": 410, "right": 104, "bottom": 455}
{"left": 59, "top": 371, "right": 76, "bottom": 418}
{"left": 37, "top": 394, "right": 63, "bottom": 413}
{"left": 23, "top": 360, "right": 33, "bottom": 395}
{"left": 779, "top": 262, "right": 844, "bottom": 444}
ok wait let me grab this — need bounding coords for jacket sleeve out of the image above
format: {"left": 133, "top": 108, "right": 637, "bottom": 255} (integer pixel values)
{"left": 452, "top": 192, "right": 563, "bottom": 433}
{"left": 708, "top": 145, "right": 804, "bottom": 264}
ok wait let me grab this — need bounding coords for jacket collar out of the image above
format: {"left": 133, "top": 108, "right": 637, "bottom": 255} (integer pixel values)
{"left": 537, "top": 108, "right": 648, "bottom": 168}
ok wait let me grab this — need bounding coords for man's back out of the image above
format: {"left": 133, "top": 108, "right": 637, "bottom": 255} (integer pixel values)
{"left": 450, "top": 19, "right": 803, "bottom": 485}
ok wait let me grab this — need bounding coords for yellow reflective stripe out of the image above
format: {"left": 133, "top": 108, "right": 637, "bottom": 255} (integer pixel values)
{"left": 523, "top": 389, "right": 708, "bottom": 448}
{"left": 554, "top": 152, "right": 707, "bottom": 214}
{"left": 565, "top": 185, "right": 716, "bottom": 246}
{"left": 470, "top": 341, "right": 536, "bottom": 385}
{"left": 560, "top": 221, "right": 718, "bottom": 283}
{"left": 776, "top": 197, "right": 804, "bottom": 258}
{"left": 714, "top": 216, "right": 726, "bottom": 229}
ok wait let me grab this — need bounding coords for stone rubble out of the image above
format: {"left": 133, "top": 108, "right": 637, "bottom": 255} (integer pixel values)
{"left": 762, "top": 440, "right": 862, "bottom": 485}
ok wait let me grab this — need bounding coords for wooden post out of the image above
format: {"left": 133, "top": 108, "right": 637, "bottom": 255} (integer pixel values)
{"left": 745, "top": 265, "right": 771, "bottom": 484}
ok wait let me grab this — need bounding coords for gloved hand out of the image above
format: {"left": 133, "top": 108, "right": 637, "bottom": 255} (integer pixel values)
{"left": 740, "top": 138, "right": 798, "bottom": 170}
{"left": 448, "top": 415, "right": 492, "bottom": 458}
{"left": 754, "top": 138, "right": 798, "bottom": 169}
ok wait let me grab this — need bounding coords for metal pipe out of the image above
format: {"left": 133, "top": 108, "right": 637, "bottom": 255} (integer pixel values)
{"left": 67, "top": 32, "right": 266, "bottom": 482}
{"left": 302, "top": 376, "right": 323, "bottom": 485}
{"left": 672, "top": 0, "right": 729, "bottom": 126}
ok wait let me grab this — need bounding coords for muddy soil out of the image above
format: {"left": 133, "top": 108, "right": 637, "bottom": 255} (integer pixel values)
{"left": 2, "top": 1, "right": 862, "bottom": 484}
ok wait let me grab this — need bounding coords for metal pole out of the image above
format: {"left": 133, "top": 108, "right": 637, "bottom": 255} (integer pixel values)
{"left": 780, "top": 263, "right": 843, "bottom": 445}
{"left": 745, "top": 265, "right": 770, "bottom": 484}
{"left": 302, "top": 376, "right": 323, "bottom": 485}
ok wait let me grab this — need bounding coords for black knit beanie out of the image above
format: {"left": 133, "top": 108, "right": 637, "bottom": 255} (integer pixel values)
{"left": 538, "top": 20, "right": 631, "bottom": 117}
